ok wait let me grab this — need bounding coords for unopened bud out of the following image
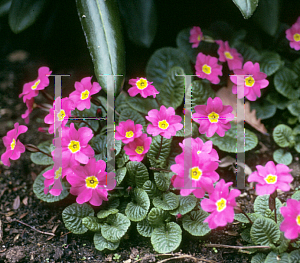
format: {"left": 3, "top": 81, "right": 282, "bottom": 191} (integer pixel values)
{"left": 38, "top": 127, "right": 47, "bottom": 133}
{"left": 97, "top": 108, "right": 102, "bottom": 116}
{"left": 25, "top": 144, "right": 40, "bottom": 153}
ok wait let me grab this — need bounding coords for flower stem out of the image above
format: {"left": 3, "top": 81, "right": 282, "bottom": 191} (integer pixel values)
{"left": 40, "top": 90, "right": 54, "bottom": 103}
{"left": 156, "top": 135, "right": 163, "bottom": 160}
{"left": 25, "top": 144, "right": 52, "bottom": 158}
{"left": 241, "top": 210, "right": 253, "bottom": 225}
{"left": 270, "top": 190, "right": 278, "bottom": 223}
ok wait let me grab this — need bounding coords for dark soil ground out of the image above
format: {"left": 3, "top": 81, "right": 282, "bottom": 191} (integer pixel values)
{"left": 1, "top": 53, "right": 300, "bottom": 263}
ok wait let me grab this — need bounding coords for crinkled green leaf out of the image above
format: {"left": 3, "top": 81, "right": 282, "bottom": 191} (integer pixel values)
{"left": 94, "top": 232, "right": 120, "bottom": 251}
{"left": 151, "top": 222, "right": 182, "bottom": 253}
{"left": 266, "top": 91, "right": 289, "bottom": 110}
{"left": 125, "top": 188, "right": 150, "bottom": 222}
{"left": 119, "top": 108, "right": 146, "bottom": 127}
{"left": 234, "top": 42, "right": 261, "bottom": 62}
{"left": 73, "top": 103, "right": 101, "bottom": 132}
{"left": 126, "top": 161, "right": 149, "bottom": 188}
{"left": 191, "top": 80, "right": 215, "bottom": 112}
{"left": 148, "top": 207, "right": 170, "bottom": 227}
{"left": 250, "top": 100, "right": 276, "bottom": 120}
{"left": 62, "top": 203, "right": 94, "bottom": 234}
{"left": 273, "top": 149, "right": 292, "bottom": 165}
{"left": 251, "top": 253, "right": 267, "bottom": 263}
{"left": 115, "top": 167, "right": 126, "bottom": 186}
{"left": 264, "top": 251, "right": 289, "bottom": 263}
{"left": 254, "top": 195, "right": 282, "bottom": 217}
{"left": 126, "top": 96, "right": 159, "bottom": 115}
{"left": 182, "top": 210, "right": 211, "bottom": 236}
{"left": 275, "top": 233, "right": 290, "bottom": 254}
{"left": 153, "top": 192, "right": 179, "bottom": 211}
{"left": 241, "top": 228, "right": 252, "bottom": 243}
{"left": 30, "top": 140, "right": 54, "bottom": 165}
{"left": 259, "top": 51, "right": 283, "bottom": 76}
{"left": 232, "top": 0, "right": 259, "bottom": 19}
{"left": 97, "top": 208, "right": 119, "bottom": 219}
{"left": 289, "top": 249, "right": 300, "bottom": 262}
{"left": 169, "top": 195, "right": 197, "bottom": 216}
{"left": 116, "top": 148, "right": 129, "bottom": 168}
{"left": 234, "top": 213, "right": 263, "bottom": 224}
{"left": 154, "top": 172, "right": 170, "bottom": 191}
{"left": 82, "top": 216, "right": 102, "bottom": 232}
{"left": 143, "top": 180, "right": 162, "bottom": 199}
{"left": 147, "top": 135, "right": 172, "bottom": 167}
{"left": 273, "top": 124, "right": 295, "bottom": 148}
{"left": 137, "top": 218, "right": 154, "bottom": 237}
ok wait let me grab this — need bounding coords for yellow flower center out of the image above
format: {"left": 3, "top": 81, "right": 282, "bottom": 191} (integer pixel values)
{"left": 31, "top": 80, "right": 41, "bottom": 90}
{"left": 125, "top": 131, "right": 134, "bottom": 138}
{"left": 294, "top": 33, "right": 300, "bottom": 42}
{"left": 158, "top": 120, "right": 169, "bottom": 130}
{"left": 85, "top": 176, "right": 99, "bottom": 189}
{"left": 264, "top": 174, "right": 277, "bottom": 184}
{"left": 135, "top": 146, "right": 144, "bottom": 154}
{"left": 297, "top": 215, "right": 300, "bottom": 226}
{"left": 208, "top": 112, "right": 219, "bottom": 123}
{"left": 224, "top": 51, "right": 233, "bottom": 59}
{"left": 189, "top": 166, "right": 202, "bottom": 181}
{"left": 245, "top": 76, "right": 255, "bottom": 87}
{"left": 68, "top": 140, "right": 80, "bottom": 153}
{"left": 216, "top": 198, "right": 227, "bottom": 212}
{"left": 197, "top": 150, "right": 201, "bottom": 154}
{"left": 197, "top": 35, "right": 201, "bottom": 42}
{"left": 81, "top": 90, "right": 90, "bottom": 100}
{"left": 10, "top": 138, "right": 16, "bottom": 150}
{"left": 57, "top": 109, "right": 66, "bottom": 121}
{"left": 136, "top": 78, "right": 148, "bottom": 90}
{"left": 202, "top": 64, "right": 211, "bottom": 75}
{"left": 54, "top": 167, "right": 62, "bottom": 179}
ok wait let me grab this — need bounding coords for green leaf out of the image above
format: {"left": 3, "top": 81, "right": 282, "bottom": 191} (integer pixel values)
{"left": 101, "top": 213, "right": 130, "bottom": 242}
{"left": 208, "top": 122, "right": 258, "bottom": 153}
{"left": 191, "top": 80, "right": 215, "bottom": 111}
{"left": 295, "top": 142, "right": 300, "bottom": 153}
{"left": 275, "top": 233, "right": 290, "bottom": 254}
{"left": 30, "top": 140, "right": 54, "bottom": 165}
{"left": 169, "top": 195, "right": 197, "bottom": 216}
{"left": 274, "top": 67, "right": 300, "bottom": 100}
{"left": 82, "top": 216, "right": 102, "bottom": 232}
{"left": 126, "top": 96, "right": 159, "bottom": 115}
{"left": 75, "top": 0, "right": 125, "bottom": 94}
{"left": 137, "top": 218, "right": 154, "bottom": 237}
{"left": 273, "top": 124, "right": 295, "bottom": 148}
{"left": 232, "top": 0, "right": 259, "bottom": 19}
{"left": 94, "top": 232, "right": 120, "bottom": 251}
{"left": 234, "top": 42, "right": 261, "bottom": 62}
{"left": 273, "top": 149, "right": 292, "bottom": 165}
{"left": 126, "top": 161, "right": 149, "bottom": 188}
{"left": 259, "top": 52, "right": 283, "bottom": 76}
{"left": 90, "top": 134, "right": 106, "bottom": 160}
{"left": 155, "top": 67, "right": 185, "bottom": 110}
{"left": 291, "top": 191, "right": 300, "bottom": 201}
{"left": 234, "top": 213, "right": 263, "bottom": 224}
{"left": 182, "top": 210, "right": 211, "bottom": 236}
{"left": 119, "top": 108, "right": 146, "bottom": 127}
{"left": 287, "top": 100, "right": 300, "bottom": 120}
{"left": 115, "top": 167, "right": 126, "bottom": 186}
{"left": 153, "top": 192, "right": 179, "bottom": 211}
{"left": 147, "top": 135, "right": 172, "bottom": 167}
{"left": 250, "top": 100, "right": 276, "bottom": 120}
{"left": 241, "top": 228, "right": 252, "bottom": 243}
{"left": 33, "top": 166, "right": 69, "bottom": 203}
{"left": 0, "top": 0, "right": 11, "bottom": 17}
{"left": 264, "top": 252, "right": 289, "bottom": 263}
{"left": 125, "top": 188, "right": 150, "bottom": 222}
{"left": 250, "top": 217, "right": 280, "bottom": 246}
{"left": 293, "top": 57, "right": 300, "bottom": 75}
{"left": 151, "top": 222, "right": 182, "bottom": 253}
{"left": 251, "top": 253, "right": 267, "bottom": 263}
{"left": 254, "top": 195, "right": 282, "bottom": 217}
{"left": 8, "top": 0, "right": 47, "bottom": 33}
{"left": 73, "top": 103, "right": 101, "bottom": 132}
{"left": 62, "top": 203, "right": 94, "bottom": 234}
{"left": 289, "top": 250, "right": 300, "bottom": 262}
{"left": 266, "top": 91, "right": 289, "bottom": 110}
{"left": 117, "top": 0, "right": 157, "bottom": 48}
{"left": 148, "top": 207, "right": 170, "bottom": 226}
{"left": 143, "top": 180, "right": 162, "bottom": 199}
{"left": 146, "top": 47, "right": 192, "bottom": 86}
{"left": 97, "top": 208, "right": 119, "bottom": 219}
{"left": 154, "top": 173, "right": 170, "bottom": 191}
{"left": 116, "top": 148, "right": 129, "bottom": 168}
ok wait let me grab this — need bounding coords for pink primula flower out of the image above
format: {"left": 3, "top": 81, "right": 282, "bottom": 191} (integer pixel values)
{"left": 19, "top": 66, "right": 52, "bottom": 102}
{"left": 201, "top": 179, "right": 241, "bottom": 229}
{"left": 21, "top": 98, "right": 34, "bottom": 124}
{"left": 248, "top": 161, "right": 293, "bottom": 195}
{"left": 67, "top": 158, "right": 115, "bottom": 206}
{"left": 55, "top": 123, "right": 95, "bottom": 168}
{"left": 189, "top": 26, "right": 203, "bottom": 48}
{"left": 146, "top": 105, "right": 183, "bottom": 139}
{"left": 192, "top": 97, "right": 234, "bottom": 137}
{"left": 115, "top": 119, "right": 143, "bottom": 144}
{"left": 230, "top": 61, "right": 269, "bottom": 101}
{"left": 44, "top": 97, "right": 75, "bottom": 134}
{"left": 123, "top": 133, "right": 152, "bottom": 162}
{"left": 171, "top": 151, "right": 219, "bottom": 198}
{"left": 69, "top": 76, "right": 101, "bottom": 111}
{"left": 286, "top": 16, "right": 300, "bottom": 51}
{"left": 195, "top": 53, "right": 223, "bottom": 84}
{"left": 215, "top": 40, "right": 243, "bottom": 70}
{"left": 128, "top": 77, "right": 159, "bottom": 98}
{"left": 280, "top": 199, "right": 300, "bottom": 240}
{"left": 1, "top": 123, "right": 28, "bottom": 167}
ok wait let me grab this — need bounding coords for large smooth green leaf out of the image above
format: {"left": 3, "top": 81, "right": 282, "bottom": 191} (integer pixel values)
{"left": 176, "top": 28, "right": 199, "bottom": 63}
{"left": 8, "top": 0, "right": 47, "bottom": 33}
{"left": 119, "top": 108, "right": 146, "bottom": 127}
{"left": 76, "top": 0, "right": 125, "bottom": 94}
{"left": 30, "top": 140, "right": 54, "bottom": 165}
{"left": 126, "top": 161, "right": 149, "bottom": 188}
{"left": 273, "top": 149, "right": 292, "bottom": 166}
{"left": 287, "top": 100, "right": 300, "bottom": 121}
{"left": 151, "top": 222, "right": 182, "bottom": 253}
{"left": 126, "top": 96, "right": 159, "bottom": 115}
{"left": 101, "top": 213, "right": 130, "bottom": 242}
{"left": 94, "top": 232, "right": 120, "bottom": 251}
{"left": 266, "top": 91, "right": 289, "bottom": 110}
{"left": 259, "top": 51, "right": 283, "bottom": 76}
{"left": 82, "top": 216, "right": 102, "bottom": 232}
{"left": 264, "top": 252, "right": 289, "bottom": 263}
{"left": 115, "top": 167, "right": 126, "bottom": 186}
{"left": 250, "top": 100, "right": 276, "bottom": 120}
{"left": 125, "top": 188, "right": 150, "bottom": 222}
{"left": 232, "top": 0, "right": 259, "bottom": 19}
{"left": 233, "top": 42, "right": 261, "bottom": 62}
{"left": 191, "top": 80, "right": 215, "bottom": 111}
{"left": 117, "top": 0, "right": 157, "bottom": 48}
{"left": 148, "top": 207, "right": 170, "bottom": 227}
{"left": 273, "top": 124, "right": 295, "bottom": 148}
{"left": 147, "top": 135, "right": 172, "bottom": 167}
{"left": 169, "top": 195, "right": 197, "bottom": 216}
{"left": 62, "top": 203, "right": 94, "bottom": 234}
{"left": 153, "top": 192, "right": 179, "bottom": 211}
{"left": 182, "top": 210, "right": 211, "bottom": 236}
{"left": 137, "top": 218, "right": 154, "bottom": 237}
{"left": 0, "top": 0, "right": 11, "bottom": 17}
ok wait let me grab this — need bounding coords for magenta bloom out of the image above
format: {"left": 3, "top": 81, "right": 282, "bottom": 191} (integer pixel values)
{"left": 123, "top": 133, "right": 152, "bottom": 162}
{"left": 195, "top": 53, "right": 223, "bottom": 84}
{"left": 56, "top": 123, "right": 95, "bottom": 168}
{"left": 179, "top": 137, "right": 219, "bottom": 162}
{"left": 128, "top": 77, "right": 159, "bottom": 98}
{"left": 115, "top": 119, "right": 143, "bottom": 144}
{"left": 280, "top": 199, "right": 300, "bottom": 240}
{"left": 189, "top": 26, "right": 203, "bottom": 48}
{"left": 44, "top": 97, "right": 75, "bottom": 134}
{"left": 192, "top": 97, "right": 234, "bottom": 137}
{"left": 146, "top": 105, "right": 183, "bottom": 139}
{"left": 19, "top": 66, "right": 52, "bottom": 103}
{"left": 1, "top": 123, "right": 28, "bottom": 167}
{"left": 215, "top": 40, "right": 243, "bottom": 70}
{"left": 248, "top": 161, "right": 293, "bottom": 195}
{"left": 171, "top": 151, "right": 219, "bottom": 198}
{"left": 67, "top": 158, "right": 115, "bottom": 206}
{"left": 21, "top": 98, "right": 34, "bottom": 124}
{"left": 69, "top": 76, "right": 101, "bottom": 111}
{"left": 230, "top": 61, "right": 269, "bottom": 101}
{"left": 286, "top": 17, "right": 300, "bottom": 51}
{"left": 201, "top": 179, "right": 241, "bottom": 229}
